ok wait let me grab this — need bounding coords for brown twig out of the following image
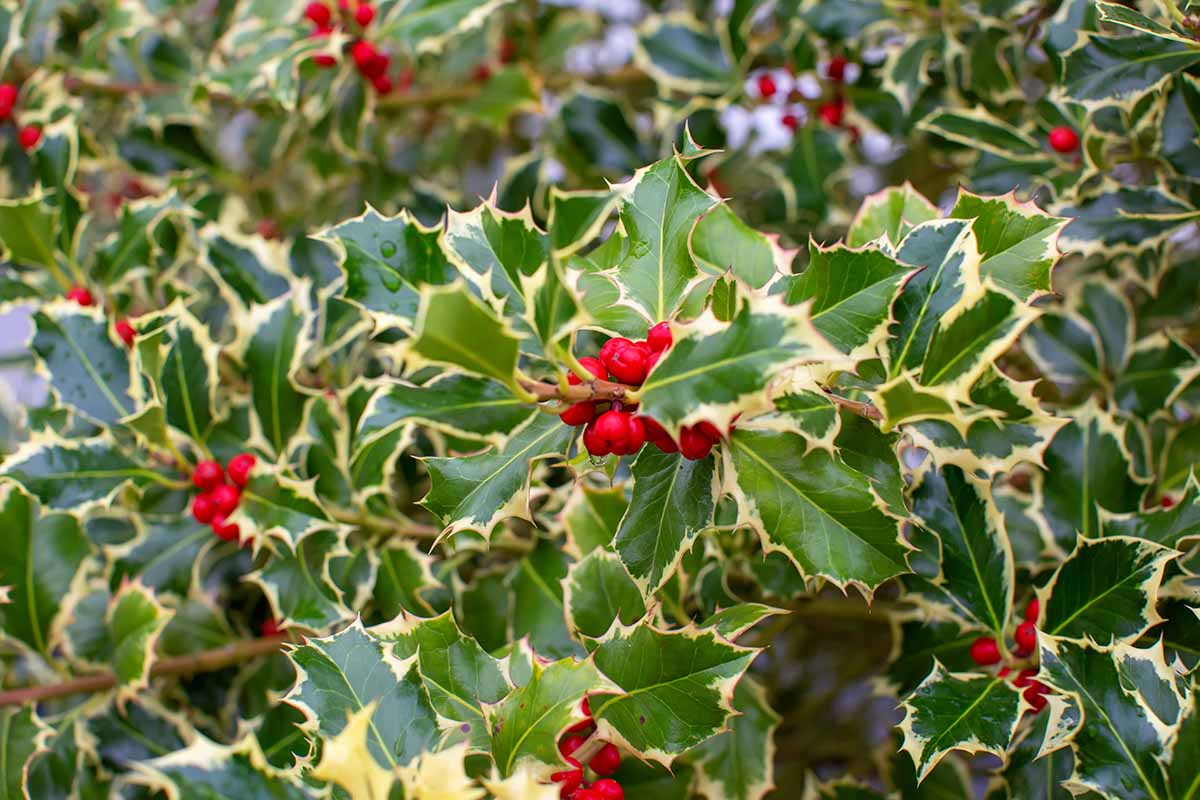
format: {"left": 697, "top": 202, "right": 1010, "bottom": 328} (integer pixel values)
{"left": 519, "top": 378, "right": 634, "bottom": 405}
{"left": 822, "top": 390, "right": 883, "bottom": 420}
{"left": 0, "top": 635, "right": 288, "bottom": 707}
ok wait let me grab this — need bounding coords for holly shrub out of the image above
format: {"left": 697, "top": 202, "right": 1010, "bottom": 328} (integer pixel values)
{"left": 2, "top": 0, "right": 1200, "bottom": 798}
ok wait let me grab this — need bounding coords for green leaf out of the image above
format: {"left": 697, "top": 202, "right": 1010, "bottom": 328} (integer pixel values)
{"left": 563, "top": 484, "right": 627, "bottom": 557}
{"left": 510, "top": 537, "right": 582, "bottom": 659}
{"left": 918, "top": 108, "right": 1045, "bottom": 161}
{"left": 0, "top": 436, "right": 158, "bottom": 509}
{"left": 235, "top": 470, "right": 336, "bottom": 548}
{"left": 407, "top": 282, "right": 522, "bottom": 387}
{"left": 460, "top": 66, "right": 539, "bottom": 127}
{"left": 374, "top": 542, "right": 439, "bottom": 617}
{"left": 998, "top": 712, "right": 1075, "bottom": 800}
{"left": 564, "top": 550, "right": 646, "bottom": 638}
{"left": 0, "top": 194, "right": 59, "bottom": 270}
{"left": 33, "top": 306, "right": 135, "bottom": 427}
{"left": 690, "top": 203, "right": 784, "bottom": 289}
{"left": 727, "top": 428, "right": 910, "bottom": 594}
{"left": 203, "top": 230, "right": 292, "bottom": 307}
{"left": 160, "top": 308, "right": 220, "bottom": 441}
{"left": 636, "top": 296, "right": 832, "bottom": 433}
{"left": 917, "top": 286, "right": 1039, "bottom": 394}
{"left": 847, "top": 184, "right": 940, "bottom": 248}
{"left": 1113, "top": 334, "right": 1197, "bottom": 417}
{"left": 108, "top": 581, "right": 171, "bottom": 691}
{"left": 1040, "top": 536, "right": 1177, "bottom": 643}
{"left": 909, "top": 466, "right": 1013, "bottom": 636}
{"left": 420, "top": 413, "right": 575, "bottom": 535}
{"left": 128, "top": 736, "right": 318, "bottom": 799}
{"left": 948, "top": 192, "right": 1067, "bottom": 300}
{"left": 1167, "top": 690, "right": 1200, "bottom": 798}
{"left": 0, "top": 482, "right": 89, "bottom": 657}
{"left": 688, "top": 676, "right": 779, "bottom": 800}
{"left": 898, "top": 664, "right": 1022, "bottom": 781}
{"left": 379, "top": 0, "right": 511, "bottom": 54}
{"left": 636, "top": 17, "right": 734, "bottom": 92}
{"left": 886, "top": 618, "right": 980, "bottom": 696}
{"left": 612, "top": 154, "right": 718, "bottom": 322}
{"left": 112, "top": 516, "right": 211, "bottom": 596}
{"left": 0, "top": 706, "right": 42, "bottom": 800}
{"left": 699, "top": 604, "right": 783, "bottom": 641}
{"left": 376, "top": 611, "right": 511, "bottom": 751}
{"left": 239, "top": 292, "right": 312, "bottom": 455}
{"left": 1062, "top": 32, "right": 1200, "bottom": 107}
{"left": 779, "top": 242, "right": 914, "bottom": 356}
{"left": 443, "top": 202, "right": 548, "bottom": 325}
{"left": 591, "top": 620, "right": 757, "bottom": 763}
{"left": 1104, "top": 477, "right": 1200, "bottom": 549}
{"left": 485, "top": 656, "right": 605, "bottom": 775}
{"left": 1037, "top": 637, "right": 1176, "bottom": 799}
{"left": 555, "top": 95, "right": 647, "bottom": 180}
{"left": 1096, "top": 2, "right": 1200, "bottom": 45}
{"left": 250, "top": 528, "right": 352, "bottom": 631}
{"left": 613, "top": 446, "right": 715, "bottom": 594}
{"left": 93, "top": 194, "right": 189, "bottom": 284}
{"left": 764, "top": 389, "right": 840, "bottom": 448}
{"left": 1058, "top": 188, "right": 1192, "bottom": 254}
{"left": 285, "top": 619, "right": 440, "bottom": 768}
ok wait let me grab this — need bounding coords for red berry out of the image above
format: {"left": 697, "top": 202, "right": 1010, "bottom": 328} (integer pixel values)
{"left": 312, "top": 53, "right": 337, "bottom": 68}
{"left": 1048, "top": 126, "right": 1079, "bottom": 153}
{"left": 261, "top": 618, "right": 284, "bottom": 637}
{"left": 0, "top": 83, "right": 16, "bottom": 119}
{"left": 647, "top": 322, "right": 672, "bottom": 353}
{"left": 603, "top": 342, "right": 650, "bottom": 385}
{"left": 587, "top": 410, "right": 643, "bottom": 457}
{"left": 114, "top": 319, "right": 136, "bottom": 347}
{"left": 818, "top": 101, "right": 844, "bottom": 127}
{"left": 211, "top": 515, "right": 240, "bottom": 542}
{"left": 559, "top": 734, "right": 585, "bottom": 759}
{"left": 755, "top": 73, "right": 777, "bottom": 98}
{"left": 17, "top": 124, "right": 40, "bottom": 150}
{"left": 969, "top": 636, "right": 1002, "bottom": 666}
{"left": 679, "top": 426, "right": 715, "bottom": 461}
{"left": 569, "top": 356, "right": 608, "bottom": 385}
{"left": 192, "top": 460, "right": 224, "bottom": 491}
{"left": 352, "top": 41, "right": 379, "bottom": 74}
{"left": 573, "top": 790, "right": 602, "bottom": 800}
{"left": 1024, "top": 598, "right": 1040, "bottom": 623}
{"left": 192, "top": 493, "right": 217, "bottom": 524}
{"left": 1161, "top": 495, "right": 1176, "bottom": 509}
{"left": 396, "top": 67, "right": 414, "bottom": 91}
{"left": 256, "top": 219, "right": 281, "bottom": 240}
{"left": 499, "top": 38, "right": 517, "bottom": 64}
{"left": 372, "top": 74, "right": 393, "bottom": 94}
{"left": 551, "top": 766, "right": 583, "bottom": 798}
{"left": 303, "top": 1, "right": 332, "bottom": 26}
{"left": 581, "top": 697, "right": 591, "bottom": 717}
{"left": 998, "top": 666, "right": 1011, "bottom": 678}
{"left": 583, "top": 420, "right": 609, "bottom": 457}
{"left": 1013, "top": 667, "right": 1038, "bottom": 689}
{"left": 589, "top": 743, "right": 621, "bottom": 777}
{"left": 694, "top": 421, "right": 722, "bottom": 443}
{"left": 591, "top": 779, "right": 624, "bottom": 800}
{"left": 599, "top": 338, "right": 631, "bottom": 364}
{"left": 827, "top": 56, "right": 848, "bottom": 81}
{"left": 560, "top": 401, "right": 597, "bottom": 427}
{"left": 310, "top": 23, "right": 333, "bottom": 38}
{"left": 355, "top": 3, "right": 374, "bottom": 26}
{"left": 1014, "top": 621, "right": 1037, "bottom": 654}
{"left": 782, "top": 112, "right": 799, "bottom": 130}
{"left": 1023, "top": 680, "right": 1049, "bottom": 711}
{"left": 66, "top": 286, "right": 94, "bottom": 306}
{"left": 210, "top": 483, "right": 241, "bottom": 516}
{"left": 617, "top": 415, "right": 645, "bottom": 456}
{"left": 227, "top": 453, "right": 257, "bottom": 487}
{"left": 472, "top": 63, "right": 492, "bottom": 82}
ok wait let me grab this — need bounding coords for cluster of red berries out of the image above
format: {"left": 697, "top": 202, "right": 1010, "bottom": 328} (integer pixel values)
{"left": 550, "top": 699, "right": 624, "bottom": 799}
{"left": 65, "top": 285, "right": 139, "bottom": 348}
{"left": 0, "top": 83, "right": 41, "bottom": 151}
{"left": 303, "top": 1, "right": 413, "bottom": 95}
{"left": 560, "top": 323, "right": 726, "bottom": 461}
{"left": 189, "top": 454, "right": 256, "bottom": 542}
{"left": 1048, "top": 125, "right": 1079, "bottom": 154}
{"left": 748, "top": 56, "right": 854, "bottom": 134}
{"left": 969, "top": 598, "right": 1051, "bottom": 711}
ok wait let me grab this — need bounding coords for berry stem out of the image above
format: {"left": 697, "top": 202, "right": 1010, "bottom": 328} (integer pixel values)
{"left": 519, "top": 378, "right": 634, "bottom": 404}
{"left": 0, "top": 634, "right": 289, "bottom": 707}
{"left": 326, "top": 504, "right": 441, "bottom": 540}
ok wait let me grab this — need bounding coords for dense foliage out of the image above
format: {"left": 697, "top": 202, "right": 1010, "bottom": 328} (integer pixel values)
{"left": 2, "top": 0, "right": 1200, "bottom": 798}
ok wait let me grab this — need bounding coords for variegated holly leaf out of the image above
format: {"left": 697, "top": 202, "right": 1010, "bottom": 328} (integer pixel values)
{"left": 776, "top": 243, "right": 915, "bottom": 357}
{"left": 1057, "top": 188, "right": 1192, "bottom": 254}
{"left": 1114, "top": 334, "right": 1198, "bottom": 417}
{"left": 0, "top": 194, "right": 60, "bottom": 270}
{"left": 250, "top": 528, "right": 353, "bottom": 631}
{"left": 484, "top": 656, "right": 606, "bottom": 775}
{"left": 699, "top": 604, "right": 783, "bottom": 642}
{"left": 688, "top": 675, "right": 779, "bottom": 800}
{"left": 0, "top": 706, "right": 42, "bottom": 800}
{"left": 33, "top": 304, "right": 136, "bottom": 427}
{"left": 1036, "top": 636, "right": 1178, "bottom": 799}
{"left": 108, "top": 581, "right": 171, "bottom": 692}
{"left": 1104, "top": 476, "right": 1200, "bottom": 549}
{"left": 238, "top": 291, "right": 313, "bottom": 455}
{"left": 637, "top": 17, "right": 734, "bottom": 92}
{"left": 549, "top": 186, "right": 620, "bottom": 258}
{"left": 406, "top": 282, "right": 522, "bottom": 387}
{"left": 234, "top": 470, "right": 336, "bottom": 548}
{"left": 420, "top": 413, "right": 575, "bottom": 536}
{"left": 1038, "top": 536, "right": 1177, "bottom": 643}
{"left": 636, "top": 295, "right": 834, "bottom": 434}
{"left": 375, "top": 610, "right": 511, "bottom": 751}
{"left": 898, "top": 664, "right": 1023, "bottom": 781}
{"left": 610, "top": 154, "right": 718, "bottom": 322}
{"left": 159, "top": 307, "right": 221, "bottom": 442}
{"left": 613, "top": 446, "right": 715, "bottom": 595}
{"left": 285, "top": 619, "right": 440, "bottom": 769}
{"left": 1061, "top": 32, "right": 1200, "bottom": 108}
{"left": 564, "top": 549, "right": 646, "bottom": 639}
{"left": 91, "top": 193, "right": 189, "bottom": 284}
{"left": 0, "top": 435, "right": 159, "bottom": 509}
{"left": 886, "top": 617, "right": 980, "bottom": 695}
{"left": 885, "top": 219, "right": 980, "bottom": 379}
{"left": 510, "top": 537, "right": 581, "bottom": 659}
{"left": 127, "top": 736, "right": 318, "bottom": 799}
{"left": 1096, "top": 2, "right": 1199, "bottom": 44}
{"left": 202, "top": 228, "right": 292, "bottom": 307}
{"left": 111, "top": 515, "right": 211, "bottom": 596}
{"left": 690, "top": 203, "right": 787, "bottom": 290}
{"left": 443, "top": 201, "right": 547, "bottom": 321}
{"left": 309, "top": 702, "right": 395, "bottom": 799}
{"left": 0, "top": 481, "right": 89, "bottom": 658}
{"left": 590, "top": 620, "right": 758, "bottom": 763}
{"left": 998, "top": 711, "right": 1075, "bottom": 800}
{"left": 1024, "top": 312, "right": 1107, "bottom": 399}
{"left": 1037, "top": 408, "right": 1147, "bottom": 547}
{"left": 379, "top": 0, "right": 511, "bottom": 54}
{"left": 948, "top": 192, "right": 1067, "bottom": 301}
{"left": 1168, "top": 689, "right": 1200, "bottom": 798}
{"left": 359, "top": 374, "right": 531, "bottom": 446}
{"left": 918, "top": 108, "right": 1046, "bottom": 162}
{"left": 847, "top": 184, "right": 940, "bottom": 248}
{"left": 563, "top": 483, "right": 627, "bottom": 557}
{"left": 374, "top": 541, "right": 440, "bottom": 617}
{"left": 726, "top": 427, "right": 910, "bottom": 595}
{"left": 909, "top": 466, "right": 1013, "bottom": 637}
